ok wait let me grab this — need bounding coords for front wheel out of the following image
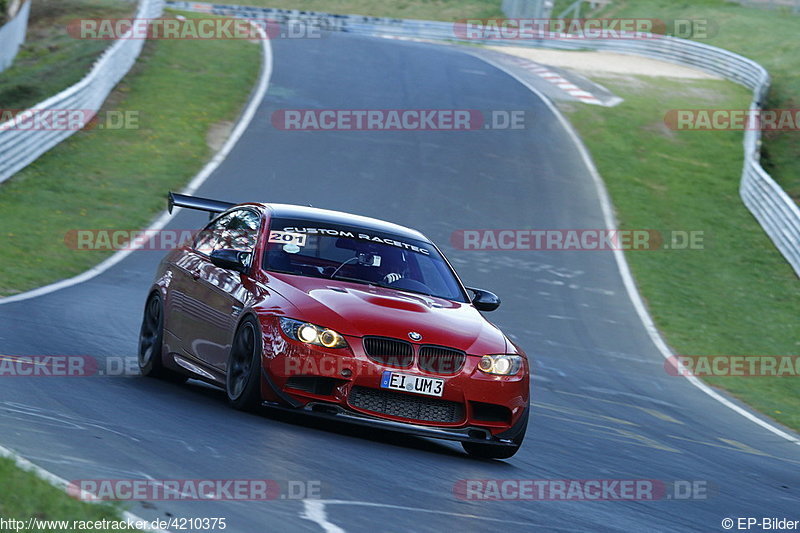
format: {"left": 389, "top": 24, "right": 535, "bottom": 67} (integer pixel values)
{"left": 226, "top": 316, "right": 263, "bottom": 411}
{"left": 462, "top": 409, "right": 528, "bottom": 460}
{"left": 138, "top": 293, "right": 186, "bottom": 383}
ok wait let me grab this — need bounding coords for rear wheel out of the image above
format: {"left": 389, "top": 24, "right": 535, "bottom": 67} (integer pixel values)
{"left": 226, "top": 316, "right": 263, "bottom": 411}
{"left": 462, "top": 410, "right": 528, "bottom": 460}
{"left": 138, "top": 293, "right": 187, "bottom": 383}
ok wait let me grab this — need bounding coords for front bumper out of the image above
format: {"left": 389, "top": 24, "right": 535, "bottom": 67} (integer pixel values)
{"left": 261, "top": 400, "right": 524, "bottom": 446}
{"left": 258, "top": 317, "right": 530, "bottom": 440}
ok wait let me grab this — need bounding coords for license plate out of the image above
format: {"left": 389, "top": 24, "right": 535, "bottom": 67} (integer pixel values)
{"left": 380, "top": 371, "right": 444, "bottom": 397}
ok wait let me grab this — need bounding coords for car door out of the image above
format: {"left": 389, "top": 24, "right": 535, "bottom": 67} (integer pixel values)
{"left": 166, "top": 214, "right": 228, "bottom": 358}
{"left": 184, "top": 208, "right": 261, "bottom": 370}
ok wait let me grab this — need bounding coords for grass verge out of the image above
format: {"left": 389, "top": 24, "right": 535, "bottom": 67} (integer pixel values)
{"left": 0, "top": 456, "right": 123, "bottom": 530}
{"left": 0, "top": 0, "right": 134, "bottom": 110}
{"left": 559, "top": 74, "right": 799, "bottom": 431}
{"left": 0, "top": 14, "right": 261, "bottom": 294}
{"left": 595, "top": 0, "right": 800, "bottom": 202}
{"left": 551, "top": 0, "right": 584, "bottom": 17}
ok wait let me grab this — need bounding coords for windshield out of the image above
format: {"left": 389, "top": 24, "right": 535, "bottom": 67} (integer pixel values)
{"left": 263, "top": 218, "right": 467, "bottom": 302}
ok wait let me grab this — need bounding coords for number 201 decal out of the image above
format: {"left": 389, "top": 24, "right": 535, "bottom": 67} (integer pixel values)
{"left": 268, "top": 231, "right": 307, "bottom": 247}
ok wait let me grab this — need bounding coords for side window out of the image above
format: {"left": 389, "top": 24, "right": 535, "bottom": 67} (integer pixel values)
{"left": 193, "top": 210, "right": 260, "bottom": 255}
{"left": 217, "top": 210, "right": 260, "bottom": 252}
{"left": 194, "top": 216, "right": 227, "bottom": 255}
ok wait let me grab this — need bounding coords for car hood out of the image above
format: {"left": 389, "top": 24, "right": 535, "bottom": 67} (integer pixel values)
{"left": 262, "top": 273, "right": 509, "bottom": 355}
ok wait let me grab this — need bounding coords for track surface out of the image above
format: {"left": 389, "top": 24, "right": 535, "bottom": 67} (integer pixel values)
{"left": 1, "top": 33, "right": 799, "bottom": 532}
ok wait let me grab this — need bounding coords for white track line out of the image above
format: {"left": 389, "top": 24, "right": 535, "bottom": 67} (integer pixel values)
{"left": 301, "top": 501, "right": 347, "bottom": 533}
{"left": 300, "top": 499, "right": 575, "bottom": 532}
{"left": 0, "top": 25, "right": 273, "bottom": 307}
{"left": 477, "top": 55, "right": 800, "bottom": 447}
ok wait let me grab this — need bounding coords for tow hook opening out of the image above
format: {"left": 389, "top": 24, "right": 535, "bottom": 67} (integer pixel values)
{"left": 468, "top": 429, "right": 490, "bottom": 440}
{"left": 310, "top": 403, "right": 340, "bottom": 415}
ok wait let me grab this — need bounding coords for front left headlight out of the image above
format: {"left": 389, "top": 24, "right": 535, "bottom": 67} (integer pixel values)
{"left": 279, "top": 317, "right": 348, "bottom": 349}
{"left": 477, "top": 354, "right": 522, "bottom": 376}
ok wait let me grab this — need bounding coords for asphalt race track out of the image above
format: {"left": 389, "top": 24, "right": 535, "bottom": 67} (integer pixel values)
{"left": 1, "top": 32, "right": 798, "bottom": 532}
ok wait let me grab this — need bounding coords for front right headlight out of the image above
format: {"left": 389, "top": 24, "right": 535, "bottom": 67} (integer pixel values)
{"left": 279, "top": 317, "right": 348, "bottom": 349}
{"left": 477, "top": 354, "right": 522, "bottom": 376}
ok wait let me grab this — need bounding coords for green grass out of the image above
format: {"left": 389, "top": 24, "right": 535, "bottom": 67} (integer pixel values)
{"left": 0, "top": 0, "right": 134, "bottom": 110}
{"left": 228, "top": 0, "right": 503, "bottom": 21}
{"left": 0, "top": 15, "right": 261, "bottom": 297}
{"left": 595, "top": 0, "right": 800, "bottom": 202}
{"left": 0, "top": 456, "right": 124, "bottom": 531}
{"left": 560, "top": 75, "right": 800, "bottom": 431}
{"left": 551, "top": 0, "right": 588, "bottom": 17}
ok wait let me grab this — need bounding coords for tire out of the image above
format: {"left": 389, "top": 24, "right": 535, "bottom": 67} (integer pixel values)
{"left": 462, "top": 409, "right": 528, "bottom": 460}
{"left": 138, "top": 293, "right": 187, "bottom": 383}
{"left": 226, "top": 316, "right": 263, "bottom": 411}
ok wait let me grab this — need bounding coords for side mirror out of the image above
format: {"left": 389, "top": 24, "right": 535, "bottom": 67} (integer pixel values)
{"left": 467, "top": 287, "right": 500, "bottom": 312}
{"left": 210, "top": 249, "right": 250, "bottom": 273}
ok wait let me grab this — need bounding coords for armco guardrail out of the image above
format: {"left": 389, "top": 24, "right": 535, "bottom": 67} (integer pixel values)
{"left": 0, "top": 0, "right": 30, "bottom": 72}
{"left": 166, "top": 1, "right": 800, "bottom": 278}
{"left": 0, "top": 0, "right": 164, "bottom": 185}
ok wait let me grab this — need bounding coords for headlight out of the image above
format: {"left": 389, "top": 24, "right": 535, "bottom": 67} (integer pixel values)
{"left": 477, "top": 354, "right": 522, "bottom": 376}
{"left": 279, "top": 317, "right": 347, "bottom": 349}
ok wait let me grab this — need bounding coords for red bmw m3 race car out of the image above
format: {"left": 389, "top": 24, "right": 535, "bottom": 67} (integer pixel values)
{"left": 138, "top": 193, "right": 530, "bottom": 459}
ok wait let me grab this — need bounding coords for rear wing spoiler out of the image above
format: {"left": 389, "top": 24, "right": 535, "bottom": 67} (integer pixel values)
{"left": 168, "top": 192, "right": 236, "bottom": 216}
